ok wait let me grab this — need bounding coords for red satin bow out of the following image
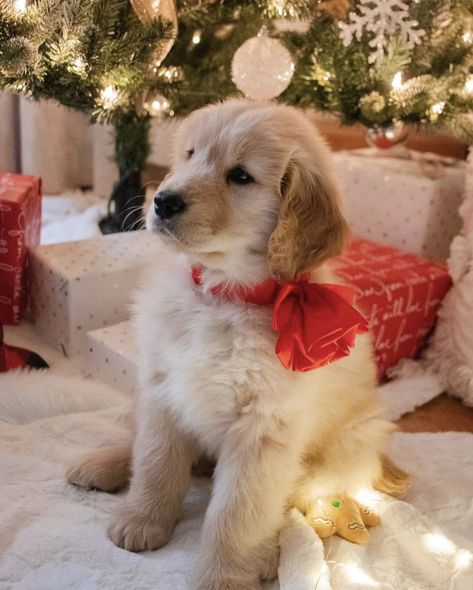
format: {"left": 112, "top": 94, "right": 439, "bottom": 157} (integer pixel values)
{"left": 192, "top": 268, "right": 368, "bottom": 372}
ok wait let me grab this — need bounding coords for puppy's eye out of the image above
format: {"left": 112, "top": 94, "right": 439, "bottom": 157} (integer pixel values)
{"left": 186, "top": 149, "right": 194, "bottom": 159}
{"left": 226, "top": 166, "right": 254, "bottom": 185}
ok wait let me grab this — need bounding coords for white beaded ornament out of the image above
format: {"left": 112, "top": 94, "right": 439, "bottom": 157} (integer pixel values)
{"left": 231, "top": 26, "right": 295, "bottom": 100}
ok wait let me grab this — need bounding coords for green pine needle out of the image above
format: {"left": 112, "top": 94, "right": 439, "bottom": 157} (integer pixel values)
{"left": 1, "top": 0, "right": 471, "bottom": 181}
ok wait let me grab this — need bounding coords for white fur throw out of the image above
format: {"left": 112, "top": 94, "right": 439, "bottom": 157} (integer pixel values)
{"left": 424, "top": 149, "right": 473, "bottom": 406}
{"left": 1, "top": 371, "right": 473, "bottom": 589}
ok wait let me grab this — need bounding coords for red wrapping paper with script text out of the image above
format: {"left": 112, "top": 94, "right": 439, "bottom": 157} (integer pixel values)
{"left": 331, "top": 238, "right": 452, "bottom": 377}
{"left": 0, "top": 173, "right": 42, "bottom": 324}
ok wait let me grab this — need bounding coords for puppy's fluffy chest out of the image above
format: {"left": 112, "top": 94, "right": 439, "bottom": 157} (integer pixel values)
{"left": 135, "top": 257, "right": 305, "bottom": 453}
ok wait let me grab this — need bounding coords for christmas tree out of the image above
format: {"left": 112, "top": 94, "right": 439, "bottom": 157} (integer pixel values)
{"left": 1, "top": 0, "right": 472, "bottom": 231}
{"left": 286, "top": 0, "right": 473, "bottom": 140}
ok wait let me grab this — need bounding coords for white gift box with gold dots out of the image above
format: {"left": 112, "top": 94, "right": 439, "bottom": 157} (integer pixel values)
{"left": 84, "top": 321, "right": 138, "bottom": 396}
{"left": 333, "top": 149, "right": 465, "bottom": 261}
{"left": 28, "top": 232, "right": 159, "bottom": 357}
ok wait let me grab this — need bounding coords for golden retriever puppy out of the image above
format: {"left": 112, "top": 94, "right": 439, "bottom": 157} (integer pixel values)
{"left": 67, "top": 99, "right": 408, "bottom": 590}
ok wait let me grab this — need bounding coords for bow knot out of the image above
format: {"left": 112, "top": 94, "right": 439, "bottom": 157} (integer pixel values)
{"left": 192, "top": 268, "right": 368, "bottom": 372}
{"left": 273, "top": 281, "right": 368, "bottom": 372}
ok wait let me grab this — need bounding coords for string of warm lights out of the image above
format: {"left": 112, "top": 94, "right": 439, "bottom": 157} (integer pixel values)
{"left": 334, "top": 489, "right": 472, "bottom": 586}
{"left": 390, "top": 70, "right": 451, "bottom": 123}
{"left": 7, "top": 0, "right": 199, "bottom": 119}
{"left": 14, "top": 0, "right": 26, "bottom": 12}
{"left": 289, "top": 487, "right": 473, "bottom": 588}
{"left": 4, "top": 0, "right": 472, "bottom": 135}
{"left": 2, "top": 0, "right": 471, "bottom": 231}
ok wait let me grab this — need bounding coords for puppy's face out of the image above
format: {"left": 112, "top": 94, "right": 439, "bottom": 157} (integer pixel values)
{"left": 147, "top": 100, "right": 347, "bottom": 281}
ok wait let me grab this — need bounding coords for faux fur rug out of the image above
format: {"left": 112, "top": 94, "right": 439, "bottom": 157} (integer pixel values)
{"left": 0, "top": 373, "right": 472, "bottom": 590}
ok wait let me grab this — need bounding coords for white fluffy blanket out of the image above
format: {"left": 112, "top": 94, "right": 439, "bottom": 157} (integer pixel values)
{"left": 0, "top": 373, "right": 472, "bottom": 590}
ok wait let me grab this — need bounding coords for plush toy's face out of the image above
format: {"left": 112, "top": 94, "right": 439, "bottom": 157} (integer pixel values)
{"left": 147, "top": 99, "right": 347, "bottom": 281}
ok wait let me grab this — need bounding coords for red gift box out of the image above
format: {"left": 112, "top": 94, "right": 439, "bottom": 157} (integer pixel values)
{"left": 332, "top": 238, "right": 452, "bottom": 377}
{"left": 0, "top": 173, "right": 42, "bottom": 324}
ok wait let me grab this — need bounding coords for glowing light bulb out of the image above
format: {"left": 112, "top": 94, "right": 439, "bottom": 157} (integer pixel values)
{"left": 465, "top": 77, "right": 473, "bottom": 93}
{"left": 151, "top": 98, "right": 168, "bottom": 111}
{"left": 423, "top": 533, "right": 456, "bottom": 555}
{"left": 455, "top": 549, "right": 472, "bottom": 569}
{"left": 144, "top": 93, "right": 170, "bottom": 117}
{"left": 192, "top": 30, "right": 202, "bottom": 44}
{"left": 391, "top": 71, "right": 403, "bottom": 90}
{"left": 344, "top": 563, "right": 380, "bottom": 587}
{"left": 155, "top": 65, "right": 183, "bottom": 82}
{"left": 14, "top": 0, "right": 27, "bottom": 12}
{"left": 272, "top": 0, "right": 287, "bottom": 16}
{"left": 431, "top": 101, "right": 445, "bottom": 115}
{"left": 100, "top": 86, "right": 119, "bottom": 109}
{"left": 71, "top": 57, "right": 86, "bottom": 73}
{"left": 355, "top": 488, "right": 383, "bottom": 509}
{"left": 271, "top": 0, "right": 298, "bottom": 18}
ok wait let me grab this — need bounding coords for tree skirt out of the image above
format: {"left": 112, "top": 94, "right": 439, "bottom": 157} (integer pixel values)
{"left": 40, "top": 194, "right": 105, "bottom": 245}
{"left": 0, "top": 374, "right": 472, "bottom": 590}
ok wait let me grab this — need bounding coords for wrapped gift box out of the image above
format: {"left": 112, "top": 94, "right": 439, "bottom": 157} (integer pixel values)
{"left": 0, "top": 173, "right": 42, "bottom": 324}
{"left": 77, "top": 237, "right": 451, "bottom": 389}
{"left": 83, "top": 239, "right": 451, "bottom": 391}
{"left": 332, "top": 238, "right": 452, "bottom": 377}
{"left": 84, "top": 321, "right": 137, "bottom": 395}
{"left": 333, "top": 149, "right": 465, "bottom": 260}
{"left": 28, "top": 232, "right": 160, "bottom": 357}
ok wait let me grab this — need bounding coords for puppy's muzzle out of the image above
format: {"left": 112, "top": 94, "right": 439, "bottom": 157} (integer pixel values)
{"left": 154, "top": 190, "right": 187, "bottom": 220}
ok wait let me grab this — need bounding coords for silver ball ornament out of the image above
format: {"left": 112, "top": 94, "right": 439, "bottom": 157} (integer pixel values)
{"left": 365, "top": 121, "right": 408, "bottom": 149}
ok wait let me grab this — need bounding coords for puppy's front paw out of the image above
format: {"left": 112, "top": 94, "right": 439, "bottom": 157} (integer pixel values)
{"left": 108, "top": 504, "right": 174, "bottom": 552}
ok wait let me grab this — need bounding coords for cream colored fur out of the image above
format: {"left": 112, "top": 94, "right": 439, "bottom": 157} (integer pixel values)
{"left": 68, "top": 100, "right": 399, "bottom": 590}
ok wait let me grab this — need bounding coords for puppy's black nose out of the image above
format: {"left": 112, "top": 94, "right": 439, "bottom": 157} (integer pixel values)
{"left": 154, "top": 190, "right": 186, "bottom": 220}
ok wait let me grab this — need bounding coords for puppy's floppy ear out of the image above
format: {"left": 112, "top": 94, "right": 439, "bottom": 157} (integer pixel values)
{"left": 267, "top": 147, "right": 348, "bottom": 281}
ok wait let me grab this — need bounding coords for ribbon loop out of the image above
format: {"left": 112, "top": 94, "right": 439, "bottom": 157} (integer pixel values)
{"left": 273, "top": 282, "right": 368, "bottom": 372}
{"left": 192, "top": 268, "right": 368, "bottom": 372}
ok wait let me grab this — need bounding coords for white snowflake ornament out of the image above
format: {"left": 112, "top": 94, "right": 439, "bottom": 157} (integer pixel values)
{"left": 339, "top": 0, "right": 425, "bottom": 64}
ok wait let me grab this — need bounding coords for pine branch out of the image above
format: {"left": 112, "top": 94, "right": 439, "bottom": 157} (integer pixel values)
{"left": 1, "top": 0, "right": 472, "bottom": 161}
